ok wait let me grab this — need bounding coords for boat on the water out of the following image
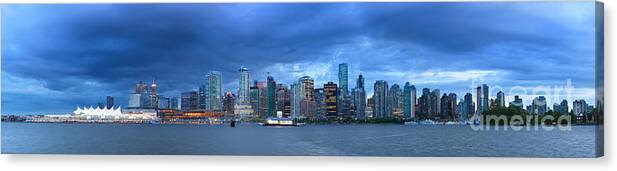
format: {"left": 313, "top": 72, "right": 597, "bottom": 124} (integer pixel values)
{"left": 260, "top": 117, "right": 303, "bottom": 127}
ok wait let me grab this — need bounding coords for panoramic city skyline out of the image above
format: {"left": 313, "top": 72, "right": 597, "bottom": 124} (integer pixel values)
{"left": 1, "top": 2, "right": 597, "bottom": 114}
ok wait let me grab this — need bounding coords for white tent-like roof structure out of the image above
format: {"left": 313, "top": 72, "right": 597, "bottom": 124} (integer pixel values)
{"left": 74, "top": 106, "right": 122, "bottom": 116}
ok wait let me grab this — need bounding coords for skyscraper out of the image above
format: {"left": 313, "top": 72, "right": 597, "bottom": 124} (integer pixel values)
{"left": 448, "top": 93, "right": 457, "bottom": 120}
{"left": 430, "top": 89, "right": 441, "bottom": 118}
{"left": 206, "top": 71, "right": 222, "bottom": 111}
{"left": 338, "top": 63, "right": 349, "bottom": 95}
{"left": 418, "top": 88, "right": 431, "bottom": 119}
{"left": 299, "top": 76, "right": 316, "bottom": 118}
{"left": 509, "top": 95, "right": 524, "bottom": 109}
{"left": 275, "top": 84, "right": 290, "bottom": 117}
{"left": 373, "top": 80, "right": 389, "bottom": 118}
{"left": 440, "top": 93, "right": 450, "bottom": 120}
{"left": 476, "top": 84, "right": 489, "bottom": 115}
{"left": 290, "top": 83, "right": 301, "bottom": 118}
{"left": 181, "top": 91, "right": 199, "bottom": 111}
{"left": 267, "top": 76, "right": 276, "bottom": 118}
{"left": 352, "top": 75, "right": 367, "bottom": 119}
{"left": 403, "top": 82, "right": 416, "bottom": 119}
{"left": 128, "top": 93, "right": 141, "bottom": 108}
{"left": 314, "top": 88, "right": 326, "bottom": 118}
{"left": 496, "top": 91, "right": 505, "bottom": 107}
{"left": 238, "top": 66, "right": 250, "bottom": 104}
{"left": 324, "top": 82, "right": 338, "bottom": 117}
{"left": 461, "top": 93, "right": 474, "bottom": 120}
{"left": 106, "top": 96, "right": 114, "bottom": 109}
{"left": 532, "top": 96, "right": 547, "bottom": 115}
{"left": 388, "top": 84, "right": 403, "bottom": 118}
{"left": 223, "top": 91, "right": 235, "bottom": 114}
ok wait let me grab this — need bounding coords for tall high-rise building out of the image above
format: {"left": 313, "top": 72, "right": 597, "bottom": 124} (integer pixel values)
{"left": 461, "top": 93, "right": 474, "bottom": 120}
{"left": 430, "top": 89, "right": 441, "bottom": 118}
{"left": 157, "top": 96, "right": 170, "bottom": 109}
{"left": 418, "top": 88, "right": 431, "bottom": 119}
{"left": 223, "top": 91, "right": 236, "bottom": 114}
{"left": 553, "top": 99, "right": 569, "bottom": 115}
{"left": 476, "top": 84, "right": 489, "bottom": 115}
{"left": 324, "top": 82, "right": 338, "bottom": 117}
{"left": 532, "top": 96, "right": 547, "bottom": 115}
{"left": 373, "top": 80, "right": 389, "bottom": 118}
{"left": 275, "top": 84, "right": 291, "bottom": 117}
{"left": 106, "top": 96, "right": 114, "bottom": 109}
{"left": 440, "top": 93, "right": 450, "bottom": 120}
{"left": 314, "top": 88, "right": 326, "bottom": 118}
{"left": 249, "top": 85, "right": 261, "bottom": 116}
{"left": 448, "top": 93, "right": 457, "bottom": 120}
{"left": 128, "top": 93, "right": 141, "bottom": 108}
{"left": 352, "top": 74, "right": 367, "bottom": 119}
{"left": 198, "top": 85, "right": 207, "bottom": 109}
{"left": 496, "top": 91, "right": 505, "bottom": 107}
{"left": 205, "top": 71, "right": 223, "bottom": 111}
{"left": 299, "top": 76, "right": 316, "bottom": 118}
{"left": 338, "top": 63, "right": 349, "bottom": 95}
{"left": 266, "top": 76, "right": 276, "bottom": 118}
{"left": 403, "top": 82, "right": 416, "bottom": 119}
{"left": 181, "top": 91, "right": 199, "bottom": 111}
{"left": 509, "top": 95, "right": 524, "bottom": 109}
{"left": 238, "top": 66, "right": 250, "bottom": 104}
{"left": 290, "top": 83, "right": 301, "bottom": 118}
{"left": 388, "top": 84, "right": 403, "bottom": 118}
{"left": 573, "top": 99, "right": 588, "bottom": 117}
{"left": 170, "top": 97, "right": 179, "bottom": 110}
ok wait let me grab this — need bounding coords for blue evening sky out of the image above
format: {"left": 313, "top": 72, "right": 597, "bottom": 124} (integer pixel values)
{"left": 1, "top": 2, "right": 599, "bottom": 114}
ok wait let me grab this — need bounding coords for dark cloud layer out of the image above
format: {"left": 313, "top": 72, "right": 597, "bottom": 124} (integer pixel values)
{"left": 1, "top": 2, "right": 598, "bottom": 114}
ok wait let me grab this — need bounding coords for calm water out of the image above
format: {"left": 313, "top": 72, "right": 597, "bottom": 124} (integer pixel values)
{"left": 1, "top": 123, "right": 598, "bottom": 157}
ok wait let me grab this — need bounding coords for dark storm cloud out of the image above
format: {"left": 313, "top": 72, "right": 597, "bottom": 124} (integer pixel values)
{"left": 1, "top": 2, "right": 598, "bottom": 114}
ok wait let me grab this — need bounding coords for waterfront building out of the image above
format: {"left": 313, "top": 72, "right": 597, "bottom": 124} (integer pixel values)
{"left": 158, "top": 96, "right": 170, "bottom": 109}
{"left": 275, "top": 84, "right": 291, "bottom": 117}
{"left": 373, "top": 80, "right": 389, "bottom": 118}
{"left": 403, "top": 82, "right": 416, "bottom": 119}
{"left": 324, "top": 82, "right": 338, "bottom": 117}
{"left": 430, "top": 89, "right": 441, "bottom": 118}
{"left": 388, "top": 84, "right": 403, "bottom": 118}
{"left": 352, "top": 74, "right": 367, "bottom": 119}
{"left": 170, "top": 97, "right": 179, "bottom": 110}
{"left": 139, "top": 90, "right": 153, "bottom": 108}
{"left": 531, "top": 96, "right": 547, "bottom": 115}
{"left": 106, "top": 96, "right": 114, "bottom": 109}
{"left": 72, "top": 106, "right": 156, "bottom": 121}
{"left": 476, "top": 84, "right": 489, "bottom": 115}
{"left": 440, "top": 93, "right": 450, "bottom": 120}
{"left": 267, "top": 76, "right": 277, "bottom": 118}
{"left": 314, "top": 88, "right": 326, "bottom": 118}
{"left": 448, "top": 93, "right": 457, "bottom": 120}
{"left": 573, "top": 99, "right": 589, "bottom": 117}
{"left": 181, "top": 91, "right": 199, "bottom": 111}
{"left": 128, "top": 93, "right": 141, "bottom": 108}
{"left": 418, "top": 88, "right": 431, "bottom": 119}
{"left": 496, "top": 91, "right": 505, "bottom": 107}
{"left": 553, "top": 99, "right": 569, "bottom": 115}
{"left": 338, "top": 63, "right": 349, "bottom": 95}
{"left": 249, "top": 85, "right": 261, "bottom": 117}
{"left": 366, "top": 97, "right": 375, "bottom": 118}
{"left": 299, "top": 76, "right": 316, "bottom": 118}
{"left": 460, "top": 93, "right": 474, "bottom": 120}
{"left": 223, "top": 91, "right": 236, "bottom": 114}
{"left": 205, "top": 71, "right": 223, "bottom": 111}
{"left": 509, "top": 95, "right": 524, "bottom": 109}
{"left": 257, "top": 81, "right": 268, "bottom": 117}
{"left": 198, "top": 85, "right": 207, "bottom": 109}
{"left": 238, "top": 66, "right": 251, "bottom": 104}
{"left": 290, "top": 83, "right": 301, "bottom": 118}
